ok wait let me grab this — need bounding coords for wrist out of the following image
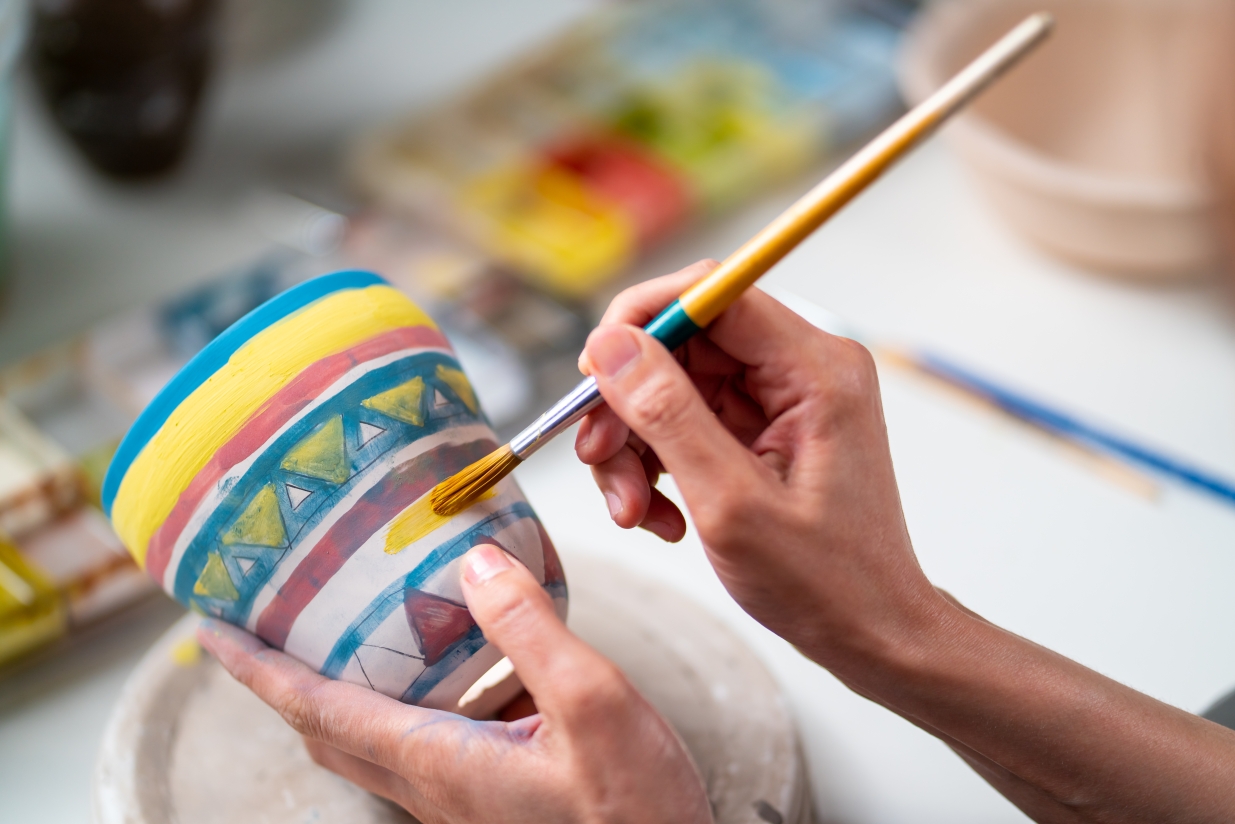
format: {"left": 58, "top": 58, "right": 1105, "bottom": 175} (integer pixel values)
{"left": 806, "top": 583, "right": 979, "bottom": 702}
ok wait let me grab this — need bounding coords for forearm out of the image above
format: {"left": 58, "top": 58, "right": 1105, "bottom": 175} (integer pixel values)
{"left": 576, "top": 271, "right": 1235, "bottom": 820}
{"left": 826, "top": 597, "right": 1235, "bottom": 823}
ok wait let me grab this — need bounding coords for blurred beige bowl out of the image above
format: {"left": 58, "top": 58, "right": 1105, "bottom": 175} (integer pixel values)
{"left": 900, "top": 0, "right": 1228, "bottom": 280}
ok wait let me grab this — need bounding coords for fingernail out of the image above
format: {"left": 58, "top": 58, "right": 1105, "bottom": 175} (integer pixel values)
{"left": 604, "top": 491, "right": 623, "bottom": 519}
{"left": 588, "top": 326, "right": 640, "bottom": 378}
{"left": 644, "top": 520, "right": 677, "bottom": 541}
{"left": 463, "top": 544, "right": 513, "bottom": 585}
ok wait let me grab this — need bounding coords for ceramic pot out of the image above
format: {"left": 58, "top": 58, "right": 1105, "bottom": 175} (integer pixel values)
{"left": 900, "top": 0, "right": 1227, "bottom": 280}
{"left": 102, "top": 271, "right": 566, "bottom": 716}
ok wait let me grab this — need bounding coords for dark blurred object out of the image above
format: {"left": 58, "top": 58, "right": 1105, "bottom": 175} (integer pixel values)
{"left": 31, "top": 0, "right": 220, "bottom": 180}
{"left": 1203, "top": 687, "right": 1235, "bottom": 731}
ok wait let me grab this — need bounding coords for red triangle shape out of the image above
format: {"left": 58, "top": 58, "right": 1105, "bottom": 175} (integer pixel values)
{"left": 404, "top": 589, "right": 476, "bottom": 667}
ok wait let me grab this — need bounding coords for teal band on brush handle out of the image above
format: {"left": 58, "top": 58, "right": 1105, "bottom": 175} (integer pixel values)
{"left": 643, "top": 299, "right": 702, "bottom": 351}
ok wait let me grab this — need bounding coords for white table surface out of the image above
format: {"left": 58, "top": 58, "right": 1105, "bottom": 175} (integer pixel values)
{"left": 3, "top": 2, "right": 1235, "bottom": 823}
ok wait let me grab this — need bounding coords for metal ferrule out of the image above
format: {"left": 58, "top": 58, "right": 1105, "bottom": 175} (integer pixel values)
{"left": 510, "top": 376, "right": 604, "bottom": 460}
{"left": 509, "top": 299, "right": 702, "bottom": 461}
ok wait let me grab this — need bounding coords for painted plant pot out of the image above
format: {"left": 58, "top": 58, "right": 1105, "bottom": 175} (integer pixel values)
{"left": 102, "top": 271, "right": 566, "bottom": 716}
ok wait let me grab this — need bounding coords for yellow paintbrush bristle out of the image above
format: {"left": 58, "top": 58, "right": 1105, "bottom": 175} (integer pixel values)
{"left": 430, "top": 445, "right": 523, "bottom": 517}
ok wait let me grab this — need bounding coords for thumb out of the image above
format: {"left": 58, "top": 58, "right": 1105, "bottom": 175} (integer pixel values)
{"left": 585, "top": 324, "right": 761, "bottom": 505}
{"left": 460, "top": 544, "right": 613, "bottom": 712}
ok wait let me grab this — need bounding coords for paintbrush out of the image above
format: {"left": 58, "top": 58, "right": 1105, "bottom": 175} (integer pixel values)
{"left": 430, "top": 12, "right": 1055, "bottom": 517}
{"left": 773, "top": 286, "right": 1235, "bottom": 506}
{"left": 906, "top": 352, "right": 1235, "bottom": 505}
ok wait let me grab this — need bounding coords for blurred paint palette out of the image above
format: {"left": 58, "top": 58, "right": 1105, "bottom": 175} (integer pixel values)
{"left": 353, "top": 0, "right": 915, "bottom": 299}
{"left": 0, "top": 397, "right": 80, "bottom": 540}
{"left": 0, "top": 345, "right": 157, "bottom": 670}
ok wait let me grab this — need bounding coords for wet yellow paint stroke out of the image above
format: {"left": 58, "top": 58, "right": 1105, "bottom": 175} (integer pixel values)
{"left": 384, "top": 486, "right": 496, "bottom": 555}
{"left": 112, "top": 285, "right": 434, "bottom": 566}
{"left": 435, "top": 365, "right": 478, "bottom": 414}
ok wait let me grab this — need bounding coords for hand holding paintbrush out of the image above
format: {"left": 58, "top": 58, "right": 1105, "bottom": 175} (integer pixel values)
{"left": 431, "top": 13, "right": 1055, "bottom": 517}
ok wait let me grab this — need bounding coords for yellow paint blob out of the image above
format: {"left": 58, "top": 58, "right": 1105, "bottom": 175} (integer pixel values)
{"left": 384, "top": 486, "right": 495, "bottom": 555}
{"left": 112, "top": 285, "right": 434, "bottom": 566}
{"left": 170, "top": 636, "right": 202, "bottom": 667}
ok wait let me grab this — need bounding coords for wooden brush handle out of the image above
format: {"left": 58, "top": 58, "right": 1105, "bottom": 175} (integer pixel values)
{"left": 675, "top": 12, "right": 1053, "bottom": 329}
{"left": 510, "top": 13, "right": 1053, "bottom": 462}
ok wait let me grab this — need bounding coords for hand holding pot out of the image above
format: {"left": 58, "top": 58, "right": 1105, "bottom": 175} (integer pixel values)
{"left": 199, "top": 545, "right": 711, "bottom": 824}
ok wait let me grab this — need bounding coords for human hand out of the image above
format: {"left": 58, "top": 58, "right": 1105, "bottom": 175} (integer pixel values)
{"left": 197, "top": 544, "right": 711, "bottom": 824}
{"left": 579, "top": 263, "right": 1235, "bottom": 824}
{"left": 576, "top": 261, "right": 948, "bottom": 672}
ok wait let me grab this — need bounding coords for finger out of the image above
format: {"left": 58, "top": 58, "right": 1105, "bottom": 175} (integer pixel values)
{"left": 591, "top": 444, "right": 652, "bottom": 528}
{"left": 598, "top": 258, "right": 718, "bottom": 326}
{"left": 584, "top": 323, "right": 772, "bottom": 511}
{"left": 708, "top": 376, "right": 772, "bottom": 447}
{"left": 704, "top": 288, "right": 847, "bottom": 414}
{"left": 578, "top": 259, "right": 719, "bottom": 375}
{"left": 459, "top": 545, "right": 623, "bottom": 715}
{"left": 302, "top": 738, "right": 413, "bottom": 809}
{"left": 639, "top": 444, "right": 665, "bottom": 483}
{"left": 196, "top": 619, "right": 461, "bottom": 772}
{"left": 575, "top": 404, "right": 630, "bottom": 466}
{"left": 640, "top": 486, "right": 686, "bottom": 542}
{"left": 679, "top": 330, "right": 745, "bottom": 377}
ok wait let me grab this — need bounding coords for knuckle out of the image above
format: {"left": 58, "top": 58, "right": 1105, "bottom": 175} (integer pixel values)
{"left": 828, "top": 338, "right": 879, "bottom": 408}
{"left": 690, "top": 497, "right": 728, "bottom": 538}
{"left": 278, "top": 681, "right": 331, "bottom": 740}
{"left": 626, "top": 372, "right": 695, "bottom": 436}
{"left": 611, "top": 283, "right": 644, "bottom": 312}
{"left": 480, "top": 577, "right": 550, "bottom": 636}
{"left": 606, "top": 281, "right": 661, "bottom": 322}
{"left": 558, "top": 659, "right": 631, "bottom": 717}
{"left": 690, "top": 481, "right": 753, "bottom": 540}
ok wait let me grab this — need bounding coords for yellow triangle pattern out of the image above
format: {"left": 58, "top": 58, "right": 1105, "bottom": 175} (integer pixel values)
{"left": 362, "top": 377, "right": 426, "bottom": 426}
{"left": 281, "top": 416, "right": 350, "bottom": 483}
{"left": 435, "top": 365, "right": 478, "bottom": 413}
{"left": 222, "top": 483, "right": 287, "bottom": 547}
{"left": 193, "top": 552, "right": 239, "bottom": 601}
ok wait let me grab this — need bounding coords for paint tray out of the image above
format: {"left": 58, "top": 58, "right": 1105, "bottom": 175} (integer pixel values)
{"left": 352, "top": 0, "right": 917, "bottom": 299}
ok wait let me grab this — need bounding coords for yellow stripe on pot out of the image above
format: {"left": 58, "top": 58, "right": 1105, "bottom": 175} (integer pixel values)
{"left": 111, "top": 285, "right": 434, "bottom": 565}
